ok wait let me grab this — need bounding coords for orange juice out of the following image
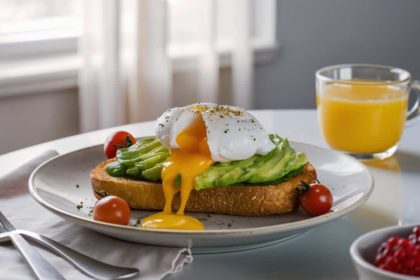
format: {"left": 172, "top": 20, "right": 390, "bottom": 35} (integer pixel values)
{"left": 317, "top": 80, "right": 408, "bottom": 153}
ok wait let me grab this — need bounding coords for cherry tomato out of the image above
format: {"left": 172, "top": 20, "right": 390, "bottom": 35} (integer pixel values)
{"left": 298, "top": 182, "right": 333, "bottom": 216}
{"left": 104, "top": 131, "right": 136, "bottom": 158}
{"left": 93, "top": 196, "right": 131, "bottom": 225}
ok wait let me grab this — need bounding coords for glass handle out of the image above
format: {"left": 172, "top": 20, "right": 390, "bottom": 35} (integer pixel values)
{"left": 406, "top": 80, "right": 420, "bottom": 126}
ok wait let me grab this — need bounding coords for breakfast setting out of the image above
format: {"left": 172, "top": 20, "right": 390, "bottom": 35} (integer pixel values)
{"left": 0, "top": 1, "right": 419, "bottom": 280}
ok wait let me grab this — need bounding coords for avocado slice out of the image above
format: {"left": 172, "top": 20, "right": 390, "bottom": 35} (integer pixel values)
{"left": 194, "top": 164, "right": 236, "bottom": 190}
{"left": 245, "top": 139, "right": 292, "bottom": 184}
{"left": 194, "top": 156, "right": 258, "bottom": 190}
{"left": 135, "top": 152, "right": 169, "bottom": 171}
{"left": 117, "top": 139, "right": 166, "bottom": 167}
{"left": 142, "top": 163, "right": 163, "bottom": 181}
{"left": 104, "top": 161, "right": 126, "bottom": 177}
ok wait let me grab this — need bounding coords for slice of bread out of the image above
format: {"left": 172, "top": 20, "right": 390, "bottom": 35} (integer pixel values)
{"left": 90, "top": 159, "right": 317, "bottom": 216}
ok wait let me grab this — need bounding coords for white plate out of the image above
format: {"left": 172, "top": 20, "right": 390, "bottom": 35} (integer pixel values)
{"left": 29, "top": 142, "right": 373, "bottom": 253}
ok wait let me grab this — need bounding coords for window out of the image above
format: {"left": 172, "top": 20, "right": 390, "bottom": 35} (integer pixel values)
{"left": 0, "top": 0, "right": 276, "bottom": 96}
{"left": 0, "top": 0, "right": 81, "bottom": 97}
{"left": 168, "top": 0, "right": 277, "bottom": 67}
{"left": 0, "top": 0, "right": 81, "bottom": 56}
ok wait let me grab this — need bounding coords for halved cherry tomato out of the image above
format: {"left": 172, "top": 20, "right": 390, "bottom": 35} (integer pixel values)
{"left": 104, "top": 131, "right": 136, "bottom": 159}
{"left": 93, "top": 196, "right": 131, "bottom": 225}
{"left": 298, "top": 182, "right": 333, "bottom": 216}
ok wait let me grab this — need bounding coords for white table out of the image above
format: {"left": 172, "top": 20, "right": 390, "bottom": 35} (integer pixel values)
{"left": 1, "top": 110, "right": 419, "bottom": 279}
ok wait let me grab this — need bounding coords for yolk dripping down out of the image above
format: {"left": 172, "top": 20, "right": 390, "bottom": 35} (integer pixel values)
{"left": 142, "top": 113, "right": 213, "bottom": 230}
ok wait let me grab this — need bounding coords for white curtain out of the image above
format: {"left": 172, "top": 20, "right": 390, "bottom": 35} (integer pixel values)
{"left": 78, "top": 0, "right": 255, "bottom": 132}
{"left": 231, "top": 0, "right": 253, "bottom": 109}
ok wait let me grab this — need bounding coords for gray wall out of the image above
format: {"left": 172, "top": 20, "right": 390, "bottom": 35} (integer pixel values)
{"left": 255, "top": 0, "right": 420, "bottom": 109}
{"left": 0, "top": 89, "right": 79, "bottom": 154}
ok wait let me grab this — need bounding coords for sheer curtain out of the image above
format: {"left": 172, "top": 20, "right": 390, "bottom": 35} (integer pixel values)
{"left": 78, "top": 0, "right": 255, "bottom": 132}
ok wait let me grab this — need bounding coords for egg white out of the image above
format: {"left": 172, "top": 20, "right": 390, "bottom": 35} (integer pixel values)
{"left": 155, "top": 103, "right": 275, "bottom": 162}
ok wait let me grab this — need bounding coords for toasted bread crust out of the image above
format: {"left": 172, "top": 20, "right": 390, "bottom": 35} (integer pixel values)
{"left": 90, "top": 159, "right": 317, "bottom": 216}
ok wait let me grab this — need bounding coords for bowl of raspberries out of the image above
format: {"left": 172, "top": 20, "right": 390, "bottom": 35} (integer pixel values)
{"left": 350, "top": 224, "right": 420, "bottom": 279}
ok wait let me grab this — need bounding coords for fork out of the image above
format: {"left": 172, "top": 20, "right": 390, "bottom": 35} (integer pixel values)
{"left": 0, "top": 212, "right": 65, "bottom": 279}
{"left": 0, "top": 212, "right": 139, "bottom": 279}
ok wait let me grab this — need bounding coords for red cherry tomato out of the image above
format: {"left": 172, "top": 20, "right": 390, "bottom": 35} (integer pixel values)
{"left": 104, "top": 131, "right": 136, "bottom": 158}
{"left": 93, "top": 196, "right": 131, "bottom": 225}
{"left": 298, "top": 182, "right": 333, "bottom": 216}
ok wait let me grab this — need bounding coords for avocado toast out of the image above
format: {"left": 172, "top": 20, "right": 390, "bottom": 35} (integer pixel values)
{"left": 91, "top": 135, "right": 317, "bottom": 216}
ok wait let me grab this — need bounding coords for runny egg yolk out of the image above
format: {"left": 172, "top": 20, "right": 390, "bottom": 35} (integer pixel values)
{"left": 142, "top": 113, "right": 213, "bottom": 230}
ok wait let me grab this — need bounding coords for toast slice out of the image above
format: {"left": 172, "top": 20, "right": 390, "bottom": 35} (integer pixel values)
{"left": 91, "top": 159, "right": 317, "bottom": 216}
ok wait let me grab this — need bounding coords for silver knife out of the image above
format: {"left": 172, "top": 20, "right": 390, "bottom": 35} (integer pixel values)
{"left": 7, "top": 231, "right": 65, "bottom": 280}
{"left": 0, "top": 212, "right": 139, "bottom": 279}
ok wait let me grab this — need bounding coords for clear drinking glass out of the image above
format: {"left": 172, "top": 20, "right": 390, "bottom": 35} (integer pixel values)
{"left": 316, "top": 64, "right": 420, "bottom": 160}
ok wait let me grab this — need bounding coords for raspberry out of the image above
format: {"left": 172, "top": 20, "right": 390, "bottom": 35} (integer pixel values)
{"left": 394, "top": 248, "right": 407, "bottom": 259}
{"left": 411, "top": 227, "right": 420, "bottom": 246}
{"left": 374, "top": 226, "right": 420, "bottom": 276}
{"left": 398, "top": 238, "right": 411, "bottom": 248}
{"left": 414, "top": 267, "right": 420, "bottom": 277}
{"left": 413, "top": 226, "right": 420, "bottom": 237}
{"left": 404, "top": 259, "right": 415, "bottom": 270}
{"left": 387, "top": 236, "right": 400, "bottom": 246}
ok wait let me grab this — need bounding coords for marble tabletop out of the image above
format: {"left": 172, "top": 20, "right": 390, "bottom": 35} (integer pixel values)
{"left": 1, "top": 110, "right": 419, "bottom": 279}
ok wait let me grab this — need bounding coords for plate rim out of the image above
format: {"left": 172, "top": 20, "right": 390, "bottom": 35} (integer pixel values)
{"left": 28, "top": 141, "right": 374, "bottom": 236}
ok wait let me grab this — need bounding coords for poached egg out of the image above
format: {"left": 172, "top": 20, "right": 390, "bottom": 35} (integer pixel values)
{"left": 141, "top": 104, "right": 274, "bottom": 230}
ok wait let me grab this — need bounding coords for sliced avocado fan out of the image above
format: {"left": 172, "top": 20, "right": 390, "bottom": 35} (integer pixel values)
{"left": 105, "top": 134, "right": 307, "bottom": 189}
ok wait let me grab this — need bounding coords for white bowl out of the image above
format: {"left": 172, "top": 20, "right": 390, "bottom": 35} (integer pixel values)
{"left": 350, "top": 224, "right": 420, "bottom": 280}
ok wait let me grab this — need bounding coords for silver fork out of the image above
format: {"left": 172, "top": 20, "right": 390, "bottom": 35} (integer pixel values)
{"left": 0, "top": 212, "right": 65, "bottom": 279}
{"left": 0, "top": 212, "right": 139, "bottom": 280}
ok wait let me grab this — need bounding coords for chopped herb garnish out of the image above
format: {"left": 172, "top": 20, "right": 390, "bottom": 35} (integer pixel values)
{"left": 76, "top": 202, "right": 83, "bottom": 210}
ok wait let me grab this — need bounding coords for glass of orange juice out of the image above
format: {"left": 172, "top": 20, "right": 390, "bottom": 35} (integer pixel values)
{"left": 316, "top": 64, "right": 419, "bottom": 160}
